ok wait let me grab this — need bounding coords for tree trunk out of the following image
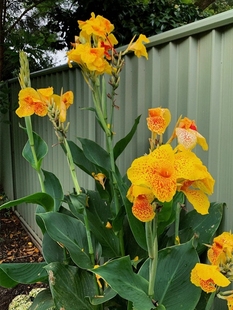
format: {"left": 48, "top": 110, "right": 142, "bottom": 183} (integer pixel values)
{"left": 194, "top": 0, "right": 216, "bottom": 10}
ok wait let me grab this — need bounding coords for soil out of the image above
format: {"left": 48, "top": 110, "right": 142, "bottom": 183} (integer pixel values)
{"left": 0, "top": 208, "right": 47, "bottom": 310}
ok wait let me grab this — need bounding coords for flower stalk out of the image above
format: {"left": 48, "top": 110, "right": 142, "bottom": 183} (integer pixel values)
{"left": 19, "top": 51, "right": 45, "bottom": 193}
{"left": 145, "top": 205, "right": 158, "bottom": 298}
{"left": 24, "top": 116, "right": 46, "bottom": 193}
{"left": 174, "top": 193, "right": 185, "bottom": 245}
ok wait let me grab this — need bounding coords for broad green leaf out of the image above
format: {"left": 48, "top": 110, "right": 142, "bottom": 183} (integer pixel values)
{"left": 68, "top": 140, "right": 96, "bottom": 176}
{"left": 45, "top": 263, "right": 95, "bottom": 310}
{"left": 90, "top": 256, "right": 154, "bottom": 310}
{"left": 86, "top": 190, "right": 120, "bottom": 257}
{"left": 0, "top": 263, "right": 47, "bottom": 288}
{"left": 113, "top": 115, "right": 141, "bottom": 160}
{"left": 88, "top": 287, "right": 117, "bottom": 305}
{"left": 78, "top": 137, "right": 111, "bottom": 173}
{"left": 179, "top": 202, "right": 224, "bottom": 254}
{"left": 0, "top": 192, "right": 54, "bottom": 212}
{"left": 30, "top": 289, "right": 55, "bottom": 310}
{"left": 139, "top": 240, "right": 201, "bottom": 310}
{"left": 158, "top": 200, "right": 173, "bottom": 223}
{"left": 68, "top": 192, "right": 88, "bottom": 216}
{"left": 42, "top": 232, "right": 65, "bottom": 264}
{"left": 22, "top": 131, "right": 48, "bottom": 170}
{"left": 0, "top": 269, "right": 18, "bottom": 288}
{"left": 43, "top": 170, "right": 63, "bottom": 212}
{"left": 38, "top": 212, "right": 93, "bottom": 269}
{"left": 112, "top": 205, "right": 125, "bottom": 233}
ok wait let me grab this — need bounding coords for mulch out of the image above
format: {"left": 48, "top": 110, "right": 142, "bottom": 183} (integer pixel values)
{"left": 0, "top": 208, "right": 47, "bottom": 310}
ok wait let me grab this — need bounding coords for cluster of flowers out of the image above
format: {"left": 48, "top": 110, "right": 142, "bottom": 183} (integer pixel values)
{"left": 16, "top": 87, "right": 73, "bottom": 123}
{"left": 67, "top": 12, "right": 149, "bottom": 76}
{"left": 126, "top": 107, "right": 214, "bottom": 222}
{"left": 191, "top": 232, "right": 233, "bottom": 309}
{"left": 16, "top": 12, "right": 149, "bottom": 129}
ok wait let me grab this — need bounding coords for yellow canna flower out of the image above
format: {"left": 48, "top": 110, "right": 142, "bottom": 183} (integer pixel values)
{"left": 16, "top": 87, "right": 53, "bottom": 118}
{"left": 175, "top": 146, "right": 215, "bottom": 214}
{"left": 146, "top": 107, "right": 171, "bottom": 134}
{"left": 127, "top": 144, "right": 214, "bottom": 215}
{"left": 78, "top": 12, "right": 114, "bottom": 39}
{"left": 191, "top": 263, "right": 230, "bottom": 293}
{"left": 208, "top": 232, "right": 233, "bottom": 266}
{"left": 175, "top": 117, "right": 208, "bottom": 150}
{"left": 67, "top": 43, "right": 112, "bottom": 75}
{"left": 127, "top": 34, "right": 150, "bottom": 59}
{"left": 127, "top": 144, "right": 177, "bottom": 203}
{"left": 52, "top": 91, "right": 74, "bottom": 123}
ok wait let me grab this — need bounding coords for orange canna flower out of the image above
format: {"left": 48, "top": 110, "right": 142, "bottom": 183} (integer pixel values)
{"left": 191, "top": 263, "right": 230, "bottom": 293}
{"left": 16, "top": 87, "right": 53, "bottom": 118}
{"left": 175, "top": 117, "right": 208, "bottom": 150}
{"left": 127, "top": 185, "right": 155, "bottom": 222}
{"left": 131, "top": 195, "right": 155, "bottom": 222}
{"left": 147, "top": 107, "right": 171, "bottom": 134}
{"left": 128, "top": 34, "right": 150, "bottom": 59}
{"left": 208, "top": 232, "right": 233, "bottom": 266}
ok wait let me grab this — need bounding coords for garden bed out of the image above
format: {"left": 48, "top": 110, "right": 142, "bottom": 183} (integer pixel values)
{"left": 0, "top": 208, "right": 46, "bottom": 310}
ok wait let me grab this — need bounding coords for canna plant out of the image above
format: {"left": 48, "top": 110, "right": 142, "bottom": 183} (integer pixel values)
{"left": 0, "top": 12, "right": 230, "bottom": 310}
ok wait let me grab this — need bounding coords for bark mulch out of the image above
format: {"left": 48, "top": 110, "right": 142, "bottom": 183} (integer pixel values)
{"left": 0, "top": 207, "right": 47, "bottom": 310}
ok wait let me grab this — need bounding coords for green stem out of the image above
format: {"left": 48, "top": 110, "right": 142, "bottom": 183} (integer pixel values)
{"left": 174, "top": 193, "right": 185, "bottom": 245}
{"left": 62, "top": 138, "right": 96, "bottom": 265}
{"left": 174, "top": 202, "right": 181, "bottom": 245}
{"left": 92, "top": 78, "right": 125, "bottom": 256}
{"left": 205, "top": 291, "right": 216, "bottom": 310}
{"left": 63, "top": 138, "right": 81, "bottom": 194}
{"left": 92, "top": 83, "right": 111, "bottom": 137}
{"left": 146, "top": 213, "right": 158, "bottom": 298}
{"left": 25, "top": 116, "right": 45, "bottom": 192}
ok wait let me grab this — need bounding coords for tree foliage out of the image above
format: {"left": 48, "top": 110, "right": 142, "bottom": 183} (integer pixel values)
{"left": 47, "top": 0, "right": 210, "bottom": 48}
{"left": 0, "top": 0, "right": 66, "bottom": 81}
{"left": 1, "top": 0, "right": 233, "bottom": 83}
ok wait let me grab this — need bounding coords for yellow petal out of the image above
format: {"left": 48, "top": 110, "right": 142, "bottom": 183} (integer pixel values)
{"left": 191, "top": 263, "right": 230, "bottom": 293}
{"left": 181, "top": 187, "right": 210, "bottom": 215}
{"left": 126, "top": 184, "right": 154, "bottom": 203}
